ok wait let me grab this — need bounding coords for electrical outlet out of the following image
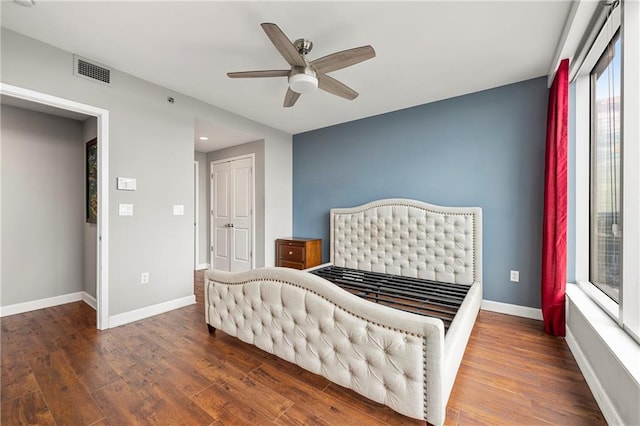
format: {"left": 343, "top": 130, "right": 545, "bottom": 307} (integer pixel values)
{"left": 510, "top": 270, "right": 520, "bottom": 282}
{"left": 141, "top": 272, "right": 149, "bottom": 284}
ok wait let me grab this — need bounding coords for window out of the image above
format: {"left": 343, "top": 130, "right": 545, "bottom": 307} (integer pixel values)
{"left": 574, "top": 0, "right": 640, "bottom": 342}
{"left": 589, "top": 31, "right": 621, "bottom": 302}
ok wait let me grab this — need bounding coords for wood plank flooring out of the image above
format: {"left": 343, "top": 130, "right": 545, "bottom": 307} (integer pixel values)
{"left": 1, "top": 271, "right": 605, "bottom": 425}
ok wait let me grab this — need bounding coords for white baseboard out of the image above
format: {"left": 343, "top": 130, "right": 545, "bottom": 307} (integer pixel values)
{"left": 82, "top": 292, "right": 97, "bottom": 310}
{"left": 196, "top": 263, "right": 210, "bottom": 271}
{"left": 481, "top": 299, "right": 543, "bottom": 320}
{"left": 0, "top": 292, "right": 83, "bottom": 317}
{"left": 566, "top": 326, "right": 622, "bottom": 426}
{"left": 108, "top": 294, "right": 196, "bottom": 328}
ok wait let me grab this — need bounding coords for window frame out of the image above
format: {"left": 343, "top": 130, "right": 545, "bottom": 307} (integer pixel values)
{"left": 588, "top": 29, "right": 621, "bottom": 303}
{"left": 573, "top": 2, "right": 640, "bottom": 343}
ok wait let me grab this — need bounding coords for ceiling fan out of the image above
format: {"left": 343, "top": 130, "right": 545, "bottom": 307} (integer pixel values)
{"left": 227, "top": 23, "right": 376, "bottom": 108}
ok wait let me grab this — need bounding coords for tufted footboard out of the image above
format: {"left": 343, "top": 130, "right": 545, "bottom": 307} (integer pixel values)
{"left": 205, "top": 267, "right": 481, "bottom": 425}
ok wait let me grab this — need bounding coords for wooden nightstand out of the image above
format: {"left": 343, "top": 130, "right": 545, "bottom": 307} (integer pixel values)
{"left": 276, "top": 238, "right": 322, "bottom": 270}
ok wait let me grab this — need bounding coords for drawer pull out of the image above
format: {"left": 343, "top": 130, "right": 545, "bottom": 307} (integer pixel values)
{"left": 289, "top": 251, "right": 293, "bottom": 255}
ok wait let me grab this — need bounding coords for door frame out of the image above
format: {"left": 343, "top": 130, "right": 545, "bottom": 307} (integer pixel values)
{"left": 0, "top": 83, "right": 111, "bottom": 330}
{"left": 210, "top": 154, "right": 255, "bottom": 270}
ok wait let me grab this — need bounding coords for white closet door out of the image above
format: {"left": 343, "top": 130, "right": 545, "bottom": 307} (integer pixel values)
{"left": 211, "top": 157, "right": 253, "bottom": 272}
{"left": 212, "top": 162, "right": 231, "bottom": 270}
{"left": 229, "top": 157, "right": 252, "bottom": 272}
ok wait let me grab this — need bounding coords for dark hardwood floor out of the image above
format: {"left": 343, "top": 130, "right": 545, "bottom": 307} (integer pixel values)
{"left": 1, "top": 271, "right": 605, "bottom": 425}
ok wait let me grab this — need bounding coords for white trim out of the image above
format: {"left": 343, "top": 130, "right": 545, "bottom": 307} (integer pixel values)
{"left": 0, "top": 292, "right": 83, "bottom": 317}
{"left": 196, "top": 263, "right": 210, "bottom": 270}
{"left": 574, "top": 6, "right": 621, "bottom": 80}
{"left": 97, "top": 103, "right": 109, "bottom": 330}
{"left": 0, "top": 83, "right": 110, "bottom": 330}
{"left": 82, "top": 292, "right": 97, "bottom": 310}
{"left": 621, "top": 0, "right": 640, "bottom": 343}
{"left": 573, "top": 3, "right": 621, "bottom": 285}
{"left": 210, "top": 161, "right": 214, "bottom": 269}
{"left": 194, "top": 160, "right": 199, "bottom": 269}
{"left": 566, "top": 284, "right": 640, "bottom": 384}
{"left": 565, "top": 326, "right": 623, "bottom": 426}
{"left": 108, "top": 294, "right": 196, "bottom": 328}
{"left": 211, "top": 153, "right": 256, "bottom": 166}
{"left": 574, "top": 75, "right": 590, "bottom": 282}
{"left": 577, "top": 280, "right": 618, "bottom": 320}
{"left": 481, "top": 300, "right": 543, "bottom": 321}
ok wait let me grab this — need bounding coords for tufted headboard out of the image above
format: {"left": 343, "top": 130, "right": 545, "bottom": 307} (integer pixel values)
{"left": 330, "top": 198, "right": 482, "bottom": 286}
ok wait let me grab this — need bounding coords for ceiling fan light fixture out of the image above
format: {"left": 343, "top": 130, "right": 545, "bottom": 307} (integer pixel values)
{"left": 289, "top": 72, "right": 318, "bottom": 94}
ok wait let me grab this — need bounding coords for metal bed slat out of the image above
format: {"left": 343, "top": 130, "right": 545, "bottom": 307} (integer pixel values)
{"left": 315, "top": 268, "right": 468, "bottom": 303}
{"left": 318, "top": 268, "right": 469, "bottom": 298}
{"left": 336, "top": 274, "right": 466, "bottom": 299}
{"left": 334, "top": 268, "right": 470, "bottom": 293}
{"left": 354, "top": 294, "right": 456, "bottom": 322}
{"left": 333, "top": 280, "right": 463, "bottom": 311}
{"left": 311, "top": 266, "right": 471, "bottom": 333}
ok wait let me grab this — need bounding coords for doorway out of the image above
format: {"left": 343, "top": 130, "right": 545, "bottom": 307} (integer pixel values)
{"left": 210, "top": 155, "right": 254, "bottom": 271}
{"left": 0, "top": 83, "right": 110, "bottom": 330}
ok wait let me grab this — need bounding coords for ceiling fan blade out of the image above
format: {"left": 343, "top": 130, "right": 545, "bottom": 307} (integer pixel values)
{"left": 227, "top": 70, "right": 290, "bottom": 78}
{"left": 284, "top": 88, "right": 301, "bottom": 108}
{"left": 311, "top": 45, "right": 375, "bottom": 74}
{"left": 318, "top": 74, "right": 358, "bottom": 100}
{"left": 261, "top": 23, "right": 306, "bottom": 68}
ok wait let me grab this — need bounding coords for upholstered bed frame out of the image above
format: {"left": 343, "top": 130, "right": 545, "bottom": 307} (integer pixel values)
{"left": 205, "top": 199, "right": 482, "bottom": 425}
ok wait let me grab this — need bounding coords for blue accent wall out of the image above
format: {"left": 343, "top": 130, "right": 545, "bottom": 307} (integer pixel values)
{"left": 293, "top": 77, "right": 548, "bottom": 308}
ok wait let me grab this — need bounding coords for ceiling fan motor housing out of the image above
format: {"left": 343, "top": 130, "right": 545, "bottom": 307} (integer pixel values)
{"left": 294, "top": 38, "right": 313, "bottom": 55}
{"left": 288, "top": 66, "right": 318, "bottom": 94}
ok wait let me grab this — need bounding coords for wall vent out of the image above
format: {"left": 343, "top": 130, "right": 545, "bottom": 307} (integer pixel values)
{"left": 73, "top": 55, "right": 111, "bottom": 86}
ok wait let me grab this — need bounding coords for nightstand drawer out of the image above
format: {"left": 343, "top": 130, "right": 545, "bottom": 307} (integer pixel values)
{"left": 278, "top": 245, "right": 305, "bottom": 262}
{"left": 278, "top": 260, "right": 305, "bottom": 270}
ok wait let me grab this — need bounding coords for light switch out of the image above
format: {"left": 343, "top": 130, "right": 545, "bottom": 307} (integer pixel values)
{"left": 119, "top": 203, "right": 133, "bottom": 216}
{"left": 173, "top": 205, "right": 184, "bottom": 216}
{"left": 117, "top": 177, "right": 137, "bottom": 191}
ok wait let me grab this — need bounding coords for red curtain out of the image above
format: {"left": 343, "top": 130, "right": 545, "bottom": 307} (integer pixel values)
{"left": 541, "top": 59, "right": 569, "bottom": 336}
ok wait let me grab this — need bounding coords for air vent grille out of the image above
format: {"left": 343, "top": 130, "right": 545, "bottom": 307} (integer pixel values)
{"left": 74, "top": 55, "right": 111, "bottom": 86}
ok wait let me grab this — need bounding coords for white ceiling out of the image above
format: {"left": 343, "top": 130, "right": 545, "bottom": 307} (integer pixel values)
{"left": 1, "top": 1, "right": 571, "bottom": 148}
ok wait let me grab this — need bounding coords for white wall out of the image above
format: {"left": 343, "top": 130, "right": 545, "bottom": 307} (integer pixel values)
{"left": 265, "top": 136, "right": 292, "bottom": 267}
{"left": 1, "top": 28, "right": 292, "bottom": 321}
{"left": 1, "top": 105, "right": 84, "bottom": 304}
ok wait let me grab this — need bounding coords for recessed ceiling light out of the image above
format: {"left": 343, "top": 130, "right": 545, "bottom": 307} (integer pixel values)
{"left": 199, "top": 136, "right": 209, "bottom": 141}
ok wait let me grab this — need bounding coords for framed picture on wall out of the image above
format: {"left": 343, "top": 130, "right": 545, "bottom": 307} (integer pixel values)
{"left": 86, "top": 138, "right": 97, "bottom": 224}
